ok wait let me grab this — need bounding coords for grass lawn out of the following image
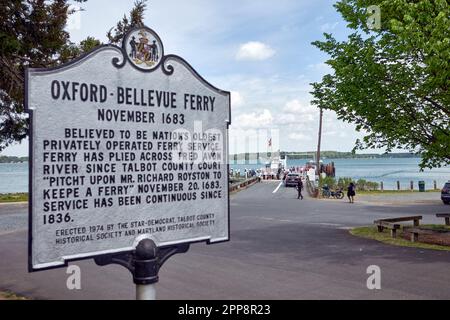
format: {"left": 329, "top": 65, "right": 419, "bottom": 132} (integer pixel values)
{"left": 350, "top": 225, "right": 450, "bottom": 251}
{"left": 0, "top": 291, "right": 28, "bottom": 300}
{"left": 0, "top": 193, "right": 28, "bottom": 203}
{"left": 357, "top": 189, "right": 440, "bottom": 195}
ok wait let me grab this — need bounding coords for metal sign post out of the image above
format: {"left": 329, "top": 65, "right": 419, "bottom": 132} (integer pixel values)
{"left": 25, "top": 25, "right": 230, "bottom": 299}
{"left": 136, "top": 283, "right": 156, "bottom": 301}
{"left": 94, "top": 239, "right": 189, "bottom": 300}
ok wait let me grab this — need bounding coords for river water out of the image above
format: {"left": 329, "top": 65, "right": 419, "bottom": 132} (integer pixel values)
{"left": 0, "top": 158, "right": 449, "bottom": 192}
{"left": 0, "top": 163, "right": 28, "bottom": 193}
{"left": 231, "top": 157, "right": 450, "bottom": 190}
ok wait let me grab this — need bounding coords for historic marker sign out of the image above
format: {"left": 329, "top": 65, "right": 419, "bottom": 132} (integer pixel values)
{"left": 26, "top": 26, "right": 231, "bottom": 271}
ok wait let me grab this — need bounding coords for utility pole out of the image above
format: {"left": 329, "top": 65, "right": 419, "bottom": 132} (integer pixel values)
{"left": 316, "top": 107, "right": 323, "bottom": 177}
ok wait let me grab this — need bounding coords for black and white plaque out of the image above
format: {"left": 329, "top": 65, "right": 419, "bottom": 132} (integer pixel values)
{"left": 26, "top": 26, "right": 231, "bottom": 271}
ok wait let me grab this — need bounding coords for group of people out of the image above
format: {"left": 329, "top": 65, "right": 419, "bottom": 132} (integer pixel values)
{"left": 295, "top": 178, "right": 356, "bottom": 203}
{"left": 231, "top": 167, "right": 357, "bottom": 203}
{"left": 287, "top": 166, "right": 304, "bottom": 173}
{"left": 229, "top": 168, "right": 259, "bottom": 178}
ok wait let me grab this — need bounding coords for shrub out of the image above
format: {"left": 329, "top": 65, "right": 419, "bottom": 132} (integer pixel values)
{"left": 336, "top": 177, "right": 379, "bottom": 191}
{"left": 366, "top": 181, "right": 379, "bottom": 191}
{"left": 356, "top": 179, "right": 368, "bottom": 191}
{"left": 337, "top": 177, "right": 353, "bottom": 189}
{"left": 319, "top": 176, "right": 336, "bottom": 188}
{"left": 355, "top": 179, "right": 379, "bottom": 191}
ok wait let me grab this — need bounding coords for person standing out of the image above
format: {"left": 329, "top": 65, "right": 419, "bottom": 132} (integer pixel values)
{"left": 150, "top": 40, "right": 159, "bottom": 62}
{"left": 347, "top": 182, "right": 356, "bottom": 203}
{"left": 129, "top": 36, "right": 137, "bottom": 59}
{"left": 297, "top": 178, "right": 304, "bottom": 200}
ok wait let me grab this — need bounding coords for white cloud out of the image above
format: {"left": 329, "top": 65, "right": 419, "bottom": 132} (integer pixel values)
{"left": 236, "top": 41, "right": 275, "bottom": 61}
{"left": 232, "top": 109, "right": 273, "bottom": 129}
{"left": 288, "top": 133, "right": 308, "bottom": 141}
{"left": 282, "top": 99, "right": 316, "bottom": 113}
{"left": 275, "top": 99, "right": 319, "bottom": 126}
{"left": 307, "top": 62, "right": 333, "bottom": 74}
{"left": 283, "top": 99, "right": 303, "bottom": 113}
{"left": 209, "top": 74, "right": 312, "bottom": 109}
{"left": 277, "top": 112, "right": 315, "bottom": 125}
{"left": 320, "top": 22, "right": 339, "bottom": 32}
{"left": 226, "top": 99, "right": 367, "bottom": 153}
{"left": 230, "top": 91, "right": 244, "bottom": 109}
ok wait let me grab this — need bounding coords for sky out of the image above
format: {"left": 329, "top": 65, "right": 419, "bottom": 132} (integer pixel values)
{"left": 3, "top": 0, "right": 378, "bottom": 156}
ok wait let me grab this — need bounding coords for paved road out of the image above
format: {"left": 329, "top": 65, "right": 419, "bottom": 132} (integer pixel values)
{"left": 0, "top": 182, "right": 449, "bottom": 299}
{"left": 0, "top": 203, "right": 27, "bottom": 235}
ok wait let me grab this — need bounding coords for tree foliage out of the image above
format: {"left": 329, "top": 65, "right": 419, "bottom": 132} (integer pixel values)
{"left": 0, "top": 0, "right": 147, "bottom": 151}
{"left": 0, "top": 0, "right": 92, "bottom": 151}
{"left": 107, "top": 0, "right": 147, "bottom": 44}
{"left": 311, "top": 0, "right": 450, "bottom": 169}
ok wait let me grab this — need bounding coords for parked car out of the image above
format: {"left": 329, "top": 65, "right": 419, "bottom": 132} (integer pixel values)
{"left": 285, "top": 173, "right": 300, "bottom": 187}
{"left": 441, "top": 181, "right": 450, "bottom": 204}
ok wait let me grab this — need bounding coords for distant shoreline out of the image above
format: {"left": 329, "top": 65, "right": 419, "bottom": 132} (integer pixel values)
{"left": 1, "top": 151, "right": 421, "bottom": 164}
{"left": 0, "top": 156, "right": 28, "bottom": 164}
{"left": 230, "top": 151, "right": 420, "bottom": 161}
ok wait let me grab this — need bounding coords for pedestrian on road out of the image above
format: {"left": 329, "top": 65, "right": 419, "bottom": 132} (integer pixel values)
{"left": 297, "top": 178, "right": 304, "bottom": 200}
{"left": 347, "top": 182, "right": 356, "bottom": 203}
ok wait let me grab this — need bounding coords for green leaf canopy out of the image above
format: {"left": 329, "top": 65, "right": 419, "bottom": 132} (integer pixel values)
{"left": 311, "top": 0, "right": 449, "bottom": 169}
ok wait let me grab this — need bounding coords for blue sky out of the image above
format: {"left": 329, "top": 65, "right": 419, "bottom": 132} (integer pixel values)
{"left": 4, "top": 0, "right": 375, "bottom": 156}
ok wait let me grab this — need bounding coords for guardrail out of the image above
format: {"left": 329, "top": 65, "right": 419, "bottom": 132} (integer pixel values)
{"left": 229, "top": 176, "right": 260, "bottom": 193}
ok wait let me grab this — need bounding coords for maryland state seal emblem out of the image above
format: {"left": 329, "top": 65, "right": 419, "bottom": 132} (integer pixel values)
{"left": 125, "top": 27, "right": 163, "bottom": 71}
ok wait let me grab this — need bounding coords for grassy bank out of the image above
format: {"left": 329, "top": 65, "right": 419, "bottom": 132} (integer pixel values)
{"left": 357, "top": 189, "right": 440, "bottom": 195}
{"left": 0, "top": 291, "right": 28, "bottom": 300}
{"left": 0, "top": 193, "right": 28, "bottom": 203}
{"left": 350, "top": 225, "right": 450, "bottom": 251}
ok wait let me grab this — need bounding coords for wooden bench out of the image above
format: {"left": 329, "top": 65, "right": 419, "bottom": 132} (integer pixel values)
{"left": 374, "top": 220, "right": 401, "bottom": 238}
{"left": 374, "top": 216, "right": 423, "bottom": 238}
{"left": 436, "top": 213, "right": 450, "bottom": 226}
{"left": 403, "top": 227, "right": 438, "bottom": 242}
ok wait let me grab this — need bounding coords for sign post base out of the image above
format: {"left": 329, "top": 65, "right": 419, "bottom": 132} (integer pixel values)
{"left": 94, "top": 238, "right": 189, "bottom": 300}
{"left": 136, "top": 284, "right": 156, "bottom": 300}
